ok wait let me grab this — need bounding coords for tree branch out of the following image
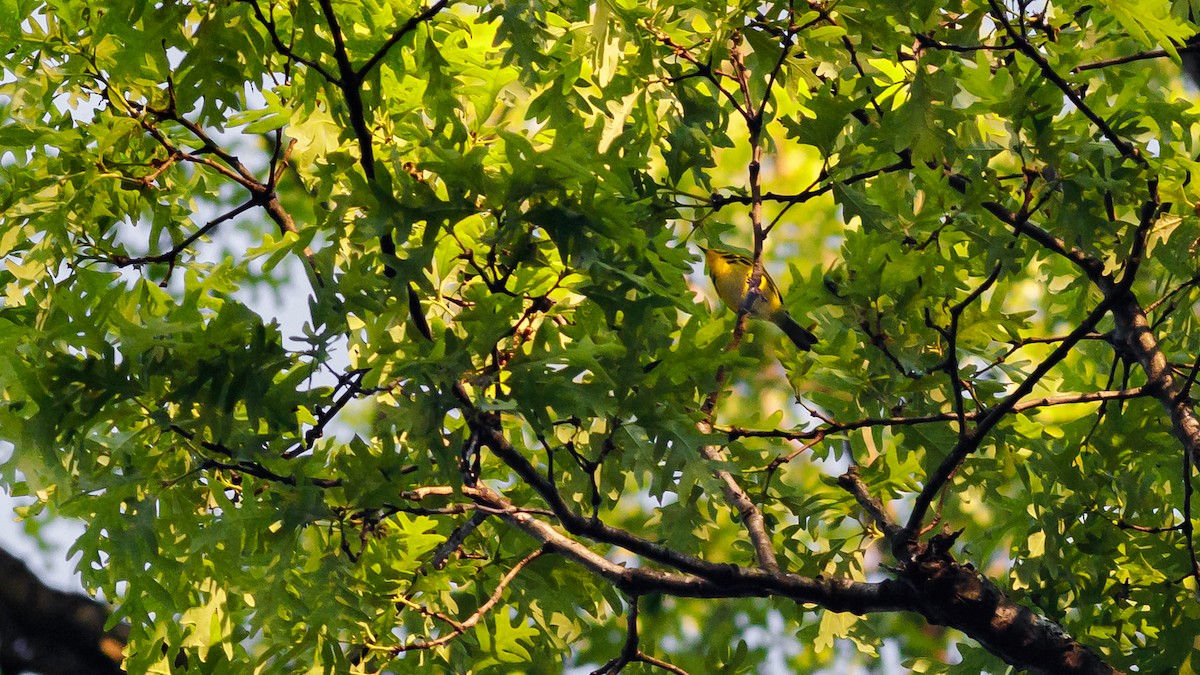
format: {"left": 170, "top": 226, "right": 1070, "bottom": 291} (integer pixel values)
{"left": 98, "top": 198, "right": 259, "bottom": 269}
{"left": 357, "top": 0, "right": 453, "bottom": 80}
{"left": 709, "top": 152, "right": 915, "bottom": 210}
{"left": 903, "top": 294, "right": 1120, "bottom": 538}
{"left": 242, "top": 0, "right": 337, "bottom": 81}
{"left": 0, "top": 546, "right": 128, "bottom": 675}
{"left": 468, "top": 483, "right": 915, "bottom": 611}
{"left": 725, "top": 387, "right": 1148, "bottom": 442}
{"left": 838, "top": 471, "right": 1117, "bottom": 675}
{"left": 392, "top": 546, "right": 547, "bottom": 653}
{"left": 1072, "top": 43, "right": 1200, "bottom": 73}
{"left": 986, "top": 0, "right": 1144, "bottom": 166}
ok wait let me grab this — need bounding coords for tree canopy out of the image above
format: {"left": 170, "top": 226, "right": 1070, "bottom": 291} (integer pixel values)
{"left": 5, "top": 0, "right": 1200, "bottom": 673}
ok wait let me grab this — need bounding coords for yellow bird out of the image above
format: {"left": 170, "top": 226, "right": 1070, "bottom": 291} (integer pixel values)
{"left": 702, "top": 246, "right": 817, "bottom": 350}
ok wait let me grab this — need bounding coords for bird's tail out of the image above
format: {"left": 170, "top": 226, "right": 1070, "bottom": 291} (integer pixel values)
{"left": 776, "top": 314, "right": 817, "bottom": 350}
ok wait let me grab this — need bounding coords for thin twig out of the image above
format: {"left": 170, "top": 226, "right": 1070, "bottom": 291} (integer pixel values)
{"left": 242, "top": 0, "right": 336, "bottom": 80}
{"left": 102, "top": 199, "right": 258, "bottom": 267}
{"left": 710, "top": 153, "right": 915, "bottom": 210}
{"left": 392, "top": 546, "right": 548, "bottom": 652}
{"left": 1073, "top": 43, "right": 1200, "bottom": 73}
{"left": 357, "top": 0, "right": 453, "bottom": 79}
{"left": 945, "top": 263, "right": 1004, "bottom": 438}
{"left": 724, "top": 387, "right": 1148, "bottom": 442}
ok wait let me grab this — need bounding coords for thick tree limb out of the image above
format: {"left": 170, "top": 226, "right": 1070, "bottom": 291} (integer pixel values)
{"left": 467, "top": 482, "right": 914, "bottom": 611}
{"left": 1105, "top": 289, "right": 1200, "bottom": 463}
{"left": 839, "top": 469, "right": 1118, "bottom": 675}
{"left": 0, "top": 546, "right": 128, "bottom": 675}
{"left": 444, "top": 376, "right": 1123, "bottom": 673}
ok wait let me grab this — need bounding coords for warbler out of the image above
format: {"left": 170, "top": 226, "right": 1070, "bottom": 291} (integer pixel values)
{"left": 702, "top": 246, "right": 817, "bottom": 350}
